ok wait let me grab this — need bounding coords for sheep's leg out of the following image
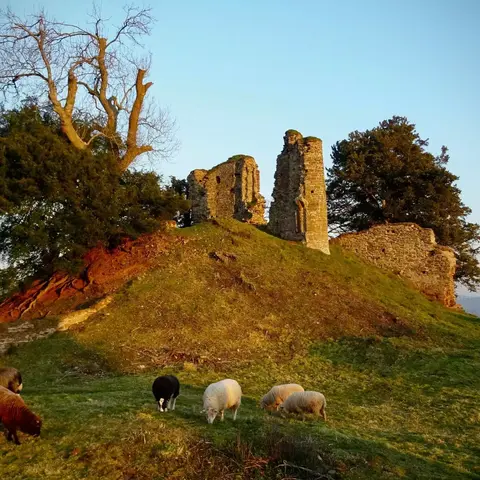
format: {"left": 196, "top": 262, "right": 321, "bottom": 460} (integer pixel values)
{"left": 171, "top": 397, "right": 177, "bottom": 411}
{"left": 6, "top": 427, "right": 19, "bottom": 445}
{"left": 232, "top": 405, "right": 240, "bottom": 421}
{"left": 321, "top": 406, "right": 327, "bottom": 422}
{"left": 158, "top": 398, "right": 164, "bottom": 412}
{"left": 220, "top": 410, "right": 225, "bottom": 421}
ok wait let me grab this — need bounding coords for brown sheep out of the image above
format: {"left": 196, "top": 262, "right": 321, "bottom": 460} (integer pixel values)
{"left": 0, "top": 386, "right": 41, "bottom": 445}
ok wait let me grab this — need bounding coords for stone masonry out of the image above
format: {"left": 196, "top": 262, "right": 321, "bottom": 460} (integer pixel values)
{"left": 187, "top": 155, "right": 266, "bottom": 224}
{"left": 268, "top": 130, "right": 330, "bottom": 254}
{"left": 332, "top": 223, "right": 457, "bottom": 307}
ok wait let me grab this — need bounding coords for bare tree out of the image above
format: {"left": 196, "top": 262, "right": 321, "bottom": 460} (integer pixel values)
{"left": 0, "top": 5, "right": 176, "bottom": 170}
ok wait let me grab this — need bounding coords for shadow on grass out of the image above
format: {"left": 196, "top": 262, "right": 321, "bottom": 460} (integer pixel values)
{"left": 1, "top": 332, "right": 118, "bottom": 390}
{"left": 310, "top": 336, "right": 480, "bottom": 392}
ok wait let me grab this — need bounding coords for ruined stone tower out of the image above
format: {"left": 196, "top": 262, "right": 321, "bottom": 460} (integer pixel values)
{"left": 269, "top": 130, "right": 330, "bottom": 254}
{"left": 187, "top": 155, "right": 266, "bottom": 224}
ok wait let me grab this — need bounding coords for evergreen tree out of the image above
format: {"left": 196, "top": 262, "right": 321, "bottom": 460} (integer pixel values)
{"left": 0, "top": 106, "right": 188, "bottom": 298}
{"left": 327, "top": 116, "right": 479, "bottom": 289}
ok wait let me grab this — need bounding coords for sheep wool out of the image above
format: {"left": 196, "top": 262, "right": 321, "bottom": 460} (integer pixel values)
{"left": 0, "top": 367, "right": 23, "bottom": 394}
{"left": 260, "top": 383, "right": 304, "bottom": 410}
{"left": 202, "top": 379, "right": 242, "bottom": 424}
{"left": 279, "top": 391, "right": 327, "bottom": 421}
{"left": 0, "top": 386, "right": 42, "bottom": 445}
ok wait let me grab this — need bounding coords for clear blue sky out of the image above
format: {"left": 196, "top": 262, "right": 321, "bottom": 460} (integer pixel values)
{"left": 7, "top": 0, "right": 480, "bottom": 227}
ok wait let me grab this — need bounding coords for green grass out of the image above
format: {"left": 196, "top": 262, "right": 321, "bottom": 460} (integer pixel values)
{"left": 1, "top": 220, "right": 479, "bottom": 479}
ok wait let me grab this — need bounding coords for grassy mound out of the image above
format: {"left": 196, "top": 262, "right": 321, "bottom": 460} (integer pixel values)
{"left": 0, "top": 220, "right": 479, "bottom": 479}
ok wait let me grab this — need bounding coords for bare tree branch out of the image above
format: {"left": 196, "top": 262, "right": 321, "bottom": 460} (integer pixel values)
{"left": 0, "top": 5, "right": 175, "bottom": 169}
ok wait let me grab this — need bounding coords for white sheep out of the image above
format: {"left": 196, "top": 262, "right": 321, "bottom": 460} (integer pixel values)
{"left": 260, "top": 383, "right": 304, "bottom": 410}
{"left": 279, "top": 391, "right": 327, "bottom": 421}
{"left": 202, "top": 379, "right": 242, "bottom": 424}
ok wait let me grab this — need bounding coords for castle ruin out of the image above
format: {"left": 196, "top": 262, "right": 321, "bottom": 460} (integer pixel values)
{"left": 332, "top": 223, "right": 457, "bottom": 307}
{"left": 268, "top": 130, "right": 330, "bottom": 254}
{"left": 185, "top": 130, "right": 457, "bottom": 308}
{"left": 187, "top": 155, "right": 266, "bottom": 224}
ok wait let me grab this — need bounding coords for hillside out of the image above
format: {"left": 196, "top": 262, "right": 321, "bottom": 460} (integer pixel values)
{"left": 0, "top": 220, "right": 479, "bottom": 479}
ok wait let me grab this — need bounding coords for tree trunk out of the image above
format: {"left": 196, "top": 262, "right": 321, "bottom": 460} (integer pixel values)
{"left": 119, "top": 69, "right": 153, "bottom": 170}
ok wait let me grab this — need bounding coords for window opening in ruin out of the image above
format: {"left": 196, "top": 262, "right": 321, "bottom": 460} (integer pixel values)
{"left": 216, "top": 176, "right": 221, "bottom": 184}
{"left": 296, "top": 201, "right": 306, "bottom": 234}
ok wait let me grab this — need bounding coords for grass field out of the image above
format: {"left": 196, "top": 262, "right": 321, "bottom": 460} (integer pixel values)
{"left": 0, "top": 220, "right": 479, "bottom": 479}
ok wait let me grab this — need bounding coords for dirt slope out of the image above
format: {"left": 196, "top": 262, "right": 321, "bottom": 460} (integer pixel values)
{"left": 0, "top": 231, "right": 186, "bottom": 323}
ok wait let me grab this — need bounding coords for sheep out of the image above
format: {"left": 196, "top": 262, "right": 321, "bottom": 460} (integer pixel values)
{"left": 202, "top": 379, "right": 242, "bottom": 424}
{"left": 0, "top": 367, "right": 23, "bottom": 394}
{"left": 278, "top": 391, "right": 327, "bottom": 421}
{"left": 152, "top": 375, "right": 180, "bottom": 412}
{"left": 0, "top": 386, "right": 41, "bottom": 445}
{"left": 260, "top": 383, "right": 304, "bottom": 411}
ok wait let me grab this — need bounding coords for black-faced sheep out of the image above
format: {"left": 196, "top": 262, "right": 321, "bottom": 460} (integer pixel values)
{"left": 0, "top": 386, "right": 42, "bottom": 445}
{"left": 202, "top": 378, "right": 242, "bottom": 424}
{"left": 260, "top": 383, "right": 304, "bottom": 410}
{"left": 0, "top": 367, "right": 23, "bottom": 394}
{"left": 152, "top": 375, "right": 180, "bottom": 412}
{"left": 279, "top": 391, "right": 327, "bottom": 420}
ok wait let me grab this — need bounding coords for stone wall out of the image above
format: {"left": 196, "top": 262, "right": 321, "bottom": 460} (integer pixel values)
{"left": 268, "top": 130, "right": 330, "bottom": 254}
{"left": 187, "top": 155, "right": 265, "bottom": 224}
{"left": 332, "top": 223, "right": 457, "bottom": 307}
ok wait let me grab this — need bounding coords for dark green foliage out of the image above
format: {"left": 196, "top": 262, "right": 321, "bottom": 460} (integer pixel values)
{"left": 169, "top": 176, "right": 189, "bottom": 198}
{"left": 327, "top": 116, "right": 480, "bottom": 289}
{"left": 0, "top": 106, "right": 189, "bottom": 297}
{"left": 168, "top": 176, "right": 192, "bottom": 227}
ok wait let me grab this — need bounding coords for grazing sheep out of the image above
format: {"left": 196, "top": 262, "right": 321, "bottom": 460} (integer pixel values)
{"left": 152, "top": 375, "right": 180, "bottom": 412}
{"left": 260, "top": 383, "right": 304, "bottom": 410}
{"left": 202, "top": 379, "right": 242, "bottom": 424}
{"left": 0, "top": 367, "right": 23, "bottom": 394}
{"left": 0, "top": 386, "right": 41, "bottom": 445}
{"left": 279, "top": 391, "right": 327, "bottom": 421}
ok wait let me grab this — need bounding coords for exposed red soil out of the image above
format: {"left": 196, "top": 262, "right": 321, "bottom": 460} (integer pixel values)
{"left": 0, "top": 230, "right": 185, "bottom": 323}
